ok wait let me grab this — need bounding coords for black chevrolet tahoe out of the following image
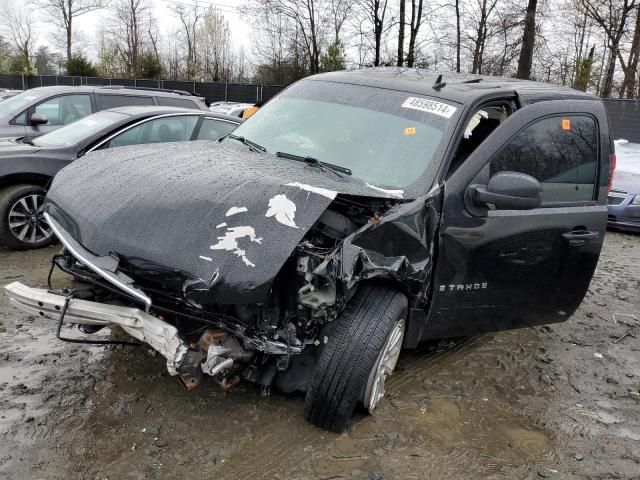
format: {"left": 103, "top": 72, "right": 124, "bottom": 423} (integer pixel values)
{"left": 5, "top": 68, "right": 614, "bottom": 432}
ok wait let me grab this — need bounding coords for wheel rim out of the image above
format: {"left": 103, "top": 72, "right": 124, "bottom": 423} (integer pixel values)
{"left": 363, "top": 318, "right": 405, "bottom": 413}
{"left": 8, "top": 193, "right": 53, "bottom": 245}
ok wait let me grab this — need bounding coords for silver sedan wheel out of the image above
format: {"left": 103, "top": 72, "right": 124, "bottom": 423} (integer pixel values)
{"left": 8, "top": 193, "right": 53, "bottom": 245}
{"left": 363, "top": 318, "right": 405, "bottom": 413}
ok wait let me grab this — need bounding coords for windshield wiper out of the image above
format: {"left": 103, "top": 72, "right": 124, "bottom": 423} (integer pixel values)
{"left": 227, "top": 134, "right": 266, "bottom": 153}
{"left": 275, "top": 151, "right": 352, "bottom": 177}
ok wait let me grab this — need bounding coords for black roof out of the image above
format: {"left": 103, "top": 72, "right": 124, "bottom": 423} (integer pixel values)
{"left": 309, "top": 68, "right": 597, "bottom": 105}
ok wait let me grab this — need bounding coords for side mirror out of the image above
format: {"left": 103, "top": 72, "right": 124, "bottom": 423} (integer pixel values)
{"left": 470, "top": 171, "right": 542, "bottom": 210}
{"left": 30, "top": 112, "right": 48, "bottom": 126}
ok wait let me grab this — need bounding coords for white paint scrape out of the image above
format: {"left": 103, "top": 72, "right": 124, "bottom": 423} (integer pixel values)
{"left": 366, "top": 183, "right": 404, "bottom": 198}
{"left": 286, "top": 182, "right": 337, "bottom": 199}
{"left": 210, "top": 226, "right": 262, "bottom": 268}
{"left": 199, "top": 256, "right": 212, "bottom": 262}
{"left": 265, "top": 194, "right": 298, "bottom": 228}
{"left": 225, "top": 206, "right": 248, "bottom": 217}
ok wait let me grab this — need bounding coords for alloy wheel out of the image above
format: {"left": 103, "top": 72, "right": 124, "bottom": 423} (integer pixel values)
{"left": 363, "top": 318, "right": 405, "bottom": 413}
{"left": 8, "top": 193, "right": 53, "bottom": 245}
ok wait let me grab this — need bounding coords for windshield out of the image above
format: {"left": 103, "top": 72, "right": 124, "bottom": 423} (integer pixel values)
{"left": 229, "top": 80, "right": 457, "bottom": 196}
{"left": 0, "top": 90, "right": 46, "bottom": 117}
{"left": 32, "top": 110, "right": 129, "bottom": 148}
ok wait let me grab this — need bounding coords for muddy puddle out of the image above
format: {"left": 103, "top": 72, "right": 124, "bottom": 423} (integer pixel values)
{"left": 1, "top": 232, "right": 639, "bottom": 479}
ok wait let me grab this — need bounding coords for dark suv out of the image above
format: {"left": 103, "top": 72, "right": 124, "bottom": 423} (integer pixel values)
{"left": 5, "top": 68, "right": 613, "bottom": 432}
{"left": 0, "top": 85, "right": 208, "bottom": 139}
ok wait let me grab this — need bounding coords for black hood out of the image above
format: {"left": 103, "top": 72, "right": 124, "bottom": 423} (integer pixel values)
{"left": 45, "top": 141, "right": 394, "bottom": 304}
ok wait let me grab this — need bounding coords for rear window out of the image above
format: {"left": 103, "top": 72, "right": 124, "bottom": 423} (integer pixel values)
{"left": 97, "top": 94, "right": 154, "bottom": 109}
{"left": 157, "top": 97, "right": 199, "bottom": 109}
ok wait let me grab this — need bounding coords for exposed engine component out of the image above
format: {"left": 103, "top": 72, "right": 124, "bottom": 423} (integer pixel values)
{"left": 315, "top": 209, "right": 359, "bottom": 240}
{"left": 294, "top": 197, "right": 391, "bottom": 318}
{"left": 178, "top": 328, "right": 254, "bottom": 390}
{"left": 297, "top": 257, "right": 336, "bottom": 311}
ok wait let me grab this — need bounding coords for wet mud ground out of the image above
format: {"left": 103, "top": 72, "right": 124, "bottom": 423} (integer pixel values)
{"left": 0, "top": 231, "right": 638, "bottom": 479}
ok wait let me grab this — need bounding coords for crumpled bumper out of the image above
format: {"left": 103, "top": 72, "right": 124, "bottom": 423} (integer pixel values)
{"left": 4, "top": 281, "right": 188, "bottom": 375}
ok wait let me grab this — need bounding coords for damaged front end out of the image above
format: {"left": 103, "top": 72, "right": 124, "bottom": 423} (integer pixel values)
{"left": 4, "top": 142, "right": 440, "bottom": 395}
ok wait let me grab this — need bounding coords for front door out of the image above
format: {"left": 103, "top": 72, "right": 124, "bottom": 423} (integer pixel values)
{"left": 424, "top": 100, "right": 610, "bottom": 339}
{"left": 25, "top": 94, "right": 94, "bottom": 137}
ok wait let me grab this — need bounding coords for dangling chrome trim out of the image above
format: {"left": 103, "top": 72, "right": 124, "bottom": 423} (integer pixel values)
{"left": 43, "top": 212, "right": 152, "bottom": 312}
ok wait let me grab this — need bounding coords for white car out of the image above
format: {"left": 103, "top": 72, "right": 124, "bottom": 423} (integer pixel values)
{"left": 208, "top": 101, "right": 253, "bottom": 118}
{"left": 0, "top": 89, "right": 22, "bottom": 101}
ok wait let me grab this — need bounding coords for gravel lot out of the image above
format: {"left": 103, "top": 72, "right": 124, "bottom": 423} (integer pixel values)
{"left": 0, "top": 230, "right": 638, "bottom": 480}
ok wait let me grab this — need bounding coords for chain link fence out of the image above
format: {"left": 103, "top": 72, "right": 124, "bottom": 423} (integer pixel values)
{"left": 0, "top": 73, "right": 286, "bottom": 104}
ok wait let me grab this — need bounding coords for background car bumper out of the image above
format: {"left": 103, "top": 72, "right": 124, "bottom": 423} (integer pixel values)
{"left": 607, "top": 192, "right": 640, "bottom": 232}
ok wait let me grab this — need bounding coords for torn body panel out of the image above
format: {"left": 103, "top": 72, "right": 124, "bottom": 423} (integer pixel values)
{"left": 332, "top": 195, "right": 441, "bottom": 297}
{"left": 296, "top": 192, "right": 442, "bottom": 344}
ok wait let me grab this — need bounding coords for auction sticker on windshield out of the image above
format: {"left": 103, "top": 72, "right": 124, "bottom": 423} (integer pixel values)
{"left": 402, "top": 97, "right": 457, "bottom": 119}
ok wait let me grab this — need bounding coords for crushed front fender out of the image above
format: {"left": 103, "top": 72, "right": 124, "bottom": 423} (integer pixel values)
{"left": 330, "top": 192, "right": 442, "bottom": 302}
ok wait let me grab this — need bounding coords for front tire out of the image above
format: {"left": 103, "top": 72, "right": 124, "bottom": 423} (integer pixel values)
{"left": 303, "top": 284, "right": 407, "bottom": 432}
{"left": 0, "top": 184, "right": 55, "bottom": 250}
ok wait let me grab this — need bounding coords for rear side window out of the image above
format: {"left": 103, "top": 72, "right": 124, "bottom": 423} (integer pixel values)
{"left": 196, "top": 118, "right": 238, "bottom": 140}
{"left": 97, "top": 94, "right": 154, "bottom": 109}
{"left": 157, "top": 97, "right": 199, "bottom": 109}
{"left": 490, "top": 115, "right": 598, "bottom": 203}
{"left": 107, "top": 115, "right": 199, "bottom": 148}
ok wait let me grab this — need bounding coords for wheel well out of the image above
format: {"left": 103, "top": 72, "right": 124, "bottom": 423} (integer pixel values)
{"left": 0, "top": 173, "right": 52, "bottom": 190}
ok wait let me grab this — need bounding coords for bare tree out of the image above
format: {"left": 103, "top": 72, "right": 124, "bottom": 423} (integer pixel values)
{"left": 469, "top": 0, "right": 499, "bottom": 74}
{"left": 398, "top": 0, "right": 405, "bottom": 66}
{"left": 455, "top": 0, "right": 462, "bottom": 72}
{"left": 35, "top": 0, "right": 103, "bottom": 63}
{"left": 147, "top": 13, "right": 161, "bottom": 68}
{"left": 486, "top": 5, "right": 523, "bottom": 76}
{"left": 165, "top": 31, "right": 183, "bottom": 79}
{"left": 250, "top": 5, "right": 308, "bottom": 83}
{"left": 406, "top": 0, "right": 424, "bottom": 67}
{"left": 329, "top": 0, "right": 351, "bottom": 44}
{"left": 258, "top": 0, "right": 327, "bottom": 75}
{"left": 516, "top": 0, "right": 537, "bottom": 79}
{"left": 1, "top": 1, "right": 36, "bottom": 72}
{"left": 620, "top": 6, "right": 640, "bottom": 98}
{"left": 173, "top": 2, "right": 202, "bottom": 80}
{"left": 579, "top": 0, "right": 637, "bottom": 97}
{"left": 96, "top": 25, "right": 119, "bottom": 76}
{"left": 198, "top": 7, "right": 235, "bottom": 81}
{"left": 110, "top": 0, "right": 152, "bottom": 76}
{"left": 358, "top": 0, "right": 389, "bottom": 66}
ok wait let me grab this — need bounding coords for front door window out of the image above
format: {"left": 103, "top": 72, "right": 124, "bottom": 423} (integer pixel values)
{"left": 490, "top": 115, "right": 598, "bottom": 203}
{"left": 34, "top": 94, "right": 92, "bottom": 126}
